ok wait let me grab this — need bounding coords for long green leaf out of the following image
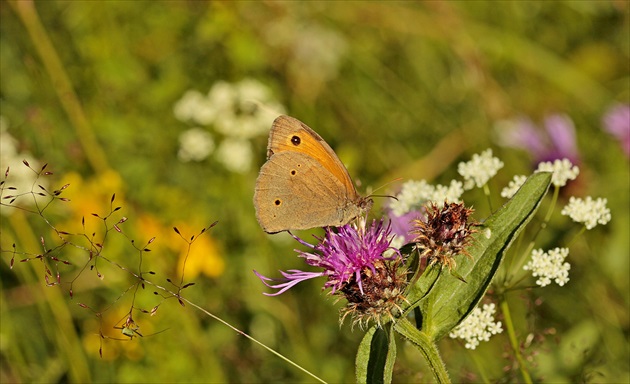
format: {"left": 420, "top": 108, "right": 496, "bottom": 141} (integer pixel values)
{"left": 418, "top": 172, "right": 551, "bottom": 340}
{"left": 356, "top": 325, "right": 396, "bottom": 384}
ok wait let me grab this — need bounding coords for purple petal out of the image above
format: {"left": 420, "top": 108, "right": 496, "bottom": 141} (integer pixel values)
{"left": 289, "top": 231, "right": 317, "bottom": 249}
{"left": 498, "top": 117, "right": 546, "bottom": 158}
{"left": 603, "top": 104, "right": 630, "bottom": 156}
{"left": 256, "top": 219, "right": 401, "bottom": 296}
{"left": 388, "top": 209, "right": 421, "bottom": 244}
{"left": 544, "top": 114, "right": 578, "bottom": 162}
{"left": 254, "top": 269, "right": 324, "bottom": 296}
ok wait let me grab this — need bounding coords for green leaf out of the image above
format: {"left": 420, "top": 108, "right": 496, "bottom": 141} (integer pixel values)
{"left": 404, "top": 263, "right": 441, "bottom": 329}
{"left": 417, "top": 172, "right": 552, "bottom": 340}
{"left": 356, "top": 325, "right": 397, "bottom": 384}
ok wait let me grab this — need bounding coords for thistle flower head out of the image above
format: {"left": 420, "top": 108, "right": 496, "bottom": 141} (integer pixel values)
{"left": 255, "top": 219, "right": 408, "bottom": 327}
{"left": 412, "top": 202, "right": 476, "bottom": 271}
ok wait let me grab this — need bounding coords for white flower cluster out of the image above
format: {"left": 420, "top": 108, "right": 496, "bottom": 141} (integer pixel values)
{"left": 389, "top": 179, "right": 463, "bottom": 216}
{"left": 561, "top": 196, "right": 611, "bottom": 230}
{"left": 214, "top": 139, "right": 253, "bottom": 175}
{"left": 0, "top": 117, "right": 48, "bottom": 216}
{"left": 449, "top": 303, "right": 503, "bottom": 350}
{"left": 524, "top": 247, "right": 571, "bottom": 287}
{"left": 390, "top": 149, "right": 508, "bottom": 216}
{"left": 177, "top": 128, "right": 215, "bottom": 162}
{"left": 500, "top": 174, "right": 527, "bottom": 199}
{"left": 174, "top": 79, "right": 285, "bottom": 173}
{"left": 458, "top": 149, "right": 504, "bottom": 190}
{"left": 536, "top": 158, "right": 579, "bottom": 187}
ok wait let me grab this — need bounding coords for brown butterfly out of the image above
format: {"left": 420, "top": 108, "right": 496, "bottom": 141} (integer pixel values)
{"left": 254, "top": 115, "right": 372, "bottom": 233}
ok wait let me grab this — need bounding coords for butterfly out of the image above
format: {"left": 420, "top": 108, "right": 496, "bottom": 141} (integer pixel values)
{"left": 254, "top": 115, "right": 372, "bottom": 233}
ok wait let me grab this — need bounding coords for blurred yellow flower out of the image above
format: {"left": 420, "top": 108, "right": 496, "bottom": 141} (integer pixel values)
{"left": 173, "top": 222, "right": 225, "bottom": 279}
{"left": 57, "top": 170, "right": 126, "bottom": 236}
{"left": 134, "top": 215, "right": 225, "bottom": 279}
{"left": 53, "top": 170, "right": 224, "bottom": 279}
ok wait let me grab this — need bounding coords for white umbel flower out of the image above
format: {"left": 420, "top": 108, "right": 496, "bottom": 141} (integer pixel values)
{"left": 524, "top": 248, "right": 571, "bottom": 287}
{"left": 561, "top": 196, "right": 611, "bottom": 230}
{"left": 174, "top": 79, "right": 286, "bottom": 172}
{"left": 173, "top": 90, "right": 216, "bottom": 125}
{"left": 0, "top": 117, "right": 49, "bottom": 216}
{"left": 449, "top": 303, "right": 503, "bottom": 350}
{"left": 389, "top": 180, "right": 463, "bottom": 216}
{"left": 536, "top": 158, "right": 579, "bottom": 187}
{"left": 501, "top": 175, "right": 528, "bottom": 199}
{"left": 458, "top": 149, "right": 504, "bottom": 190}
{"left": 215, "top": 139, "right": 253, "bottom": 174}
{"left": 177, "top": 128, "right": 215, "bottom": 162}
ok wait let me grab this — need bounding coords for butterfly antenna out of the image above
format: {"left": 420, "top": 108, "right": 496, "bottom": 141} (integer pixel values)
{"left": 370, "top": 194, "right": 398, "bottom": 201}
{"left": 365, "top": 177, "right": 403, "bottom": 200}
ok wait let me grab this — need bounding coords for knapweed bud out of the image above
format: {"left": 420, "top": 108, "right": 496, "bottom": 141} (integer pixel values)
{"left": 411, "top": 202, "right": 476, "bottom": 272}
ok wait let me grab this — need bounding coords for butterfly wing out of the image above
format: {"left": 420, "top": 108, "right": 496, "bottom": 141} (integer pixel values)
{"left": 266, "top": 115, "right": 361, "bottom": 202}
{"left": 254, "top": 151, "right": 364, "bottom": 233}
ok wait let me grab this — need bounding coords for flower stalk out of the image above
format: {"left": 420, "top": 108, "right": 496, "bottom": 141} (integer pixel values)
{"left": 395, "top": 318, "right": 451, "bottom": 384}
{"left": 499, "top": 297, "right": 532, "bottom": 384}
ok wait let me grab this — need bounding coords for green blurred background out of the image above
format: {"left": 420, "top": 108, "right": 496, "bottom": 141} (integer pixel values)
{"left": 1, "top": 1, "right": 628, "bottom": 383}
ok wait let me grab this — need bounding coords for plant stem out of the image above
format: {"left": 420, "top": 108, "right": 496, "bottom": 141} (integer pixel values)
{"left": 394, "top": 318, "right": 451, "bottom": 384}
{"left": 9, "top": 0, "right": 110, "bottom": 173}
{"left": 179, "top": 296, "right": 328, "bottom": 383}
{"left": 469, "top": 349, "right": 491, "bottom": 384}
{"left": 8, "top": 211, "right": 92, "bottom": 383}
{"left": 483, "top": 183, "right": 493, "bottom": 212}
{"left": 566, "top": 226, "right": 586, "bottom": 248}
{"left": 499, "top": 297, "right": 532, "bottom": 384}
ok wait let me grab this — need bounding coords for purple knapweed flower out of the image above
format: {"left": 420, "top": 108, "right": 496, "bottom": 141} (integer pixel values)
{"left": 496, "top": 114, "right": 579, "bottom": 164}
{"left": 256, "top": 219, "right": 398, "bottom": 295}
{"left": 255, "top": 219, "right": 408, "bottom": 327}
{"left": 603, "top": 104, "right": 630, "bottom": 157}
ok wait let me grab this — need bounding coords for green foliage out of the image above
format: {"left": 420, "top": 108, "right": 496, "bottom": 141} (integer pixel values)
{"left": 359, "top": 172, "right": 551, "bottom": 384}
{"left": 1, "top": 1, "right": 628, "bottom": 383}
{"left": 356, "top": 326, "right": 396, "bottom": 384}
{"left": 417, "top": 172, "right": 551, "bottom": 341}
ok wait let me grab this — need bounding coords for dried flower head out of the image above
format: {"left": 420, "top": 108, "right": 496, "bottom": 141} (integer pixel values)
{"left": 412, "top": 202, "right": 476, "bottom": 271}
{"left": 339, "top": 257, "right": 408, "bottom": 328}
{"left": 255, "top": 219, "right": 408, "bottom": 327}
